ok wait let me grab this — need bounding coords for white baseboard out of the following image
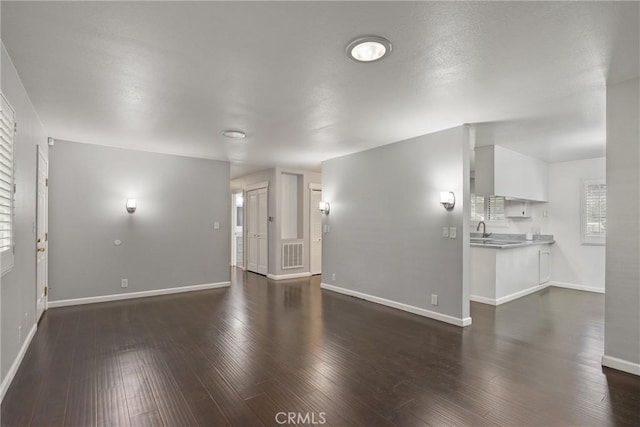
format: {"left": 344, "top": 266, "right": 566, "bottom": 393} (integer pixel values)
{"left": 48, "top": 281, "right": 231, "bottom": 308}
{"left": 267, "top": 272, "right": 312, "bottom": 281}
{"left": 550, "top": 281, "right": 605, "bottom": 294}
{"left": 602, "top": 355, "right": 640, "bottom": 376}
{"left": 320, "top": 283, "right": 471, "bottom": 327}
{"left": 470, "top": 283, "right": 549, "bottom": 306}
{"left": 1, "top": 324, "right": 37, "bottom": 402}
{"left": 469, "top": 294, "right": 497, "bottom": 305}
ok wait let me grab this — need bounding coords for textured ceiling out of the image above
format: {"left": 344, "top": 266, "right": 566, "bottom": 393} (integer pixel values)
{"left": 2, "top": 1, "right": 638, "bottom": 177}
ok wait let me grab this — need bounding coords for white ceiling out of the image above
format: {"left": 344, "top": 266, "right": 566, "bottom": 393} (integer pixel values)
{"left": 2, "top": 2, "right": 638, "bottom": 177}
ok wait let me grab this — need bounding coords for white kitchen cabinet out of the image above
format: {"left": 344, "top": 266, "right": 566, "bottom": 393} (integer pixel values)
{"left": 506, "top": 200, "right": 531, "bottom": 218}
{"left": 539, "top": 249, "right": 551, "bottom": 284}
{"left": 475, "top": 145, "right": 549, "bottom": 202}
{"left": 470, "top": 243, "right": 554, "bottom": 305}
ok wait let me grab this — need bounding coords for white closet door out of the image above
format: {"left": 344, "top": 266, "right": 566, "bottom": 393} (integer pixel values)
{"left": 246, "top": 190, "right": 259, "bottom": 273}
{"left": 257, "top": 188, "right": 268, "bottom": 275}
{"left": 310, "top": 189, "right": 322, "bottom": 275}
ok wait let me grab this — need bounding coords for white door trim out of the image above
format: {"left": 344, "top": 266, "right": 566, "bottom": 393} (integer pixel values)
{"left": 36, "top": 145, "right": 48, "bottom": 319}
{"left": 244, "top": 181, "right": 269, "bottom": 192}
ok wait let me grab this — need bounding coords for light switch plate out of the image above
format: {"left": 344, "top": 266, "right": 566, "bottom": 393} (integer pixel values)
{"left": 449, "top": 227, "right": 457, "bottom": 239}
{"left": 214, "top": 221, "right": 220, "bottom": 230}
{"left": 442, "top": 227, "right": 449, "bottom": 238}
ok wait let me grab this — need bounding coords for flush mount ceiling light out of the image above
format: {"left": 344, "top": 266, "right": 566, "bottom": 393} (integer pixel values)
{"left": 222, "top": 130, "right": 246, "bottom": 139}
{"left": 346, "top": 36, "right": 392, "bottom": 62}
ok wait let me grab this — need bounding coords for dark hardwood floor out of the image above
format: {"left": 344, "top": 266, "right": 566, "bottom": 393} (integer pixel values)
{"left": 2, "top": 268, "right": 639, "bottom": 426}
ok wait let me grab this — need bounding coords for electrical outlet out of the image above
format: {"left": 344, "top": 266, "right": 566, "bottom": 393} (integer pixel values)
{"left": 18, "top": 325, "right": 22, "bottom": 342}
{"left": 332, "top": 273, "right": 336, "bottom": 281}
{"left": 214, "top": 221, "right": 220, "bottom": 230}
{"left": 442, "top": 227, "right": 449, "bottom": 238}
{"left": 449, "top": 227, "right": 457, "bottom": 239}
{"left": 431, "top": 294, "right": 438, "bottom": 306}
{"left": 121, "top": 279, "right": 128, "bottom": 288}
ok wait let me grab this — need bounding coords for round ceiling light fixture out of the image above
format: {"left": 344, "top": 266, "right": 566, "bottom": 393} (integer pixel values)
{"left": 346, "top": 36, "right": 392, "bottom": 62}
{"left": 222, "top": 130, "right": 246, "bottom": 139}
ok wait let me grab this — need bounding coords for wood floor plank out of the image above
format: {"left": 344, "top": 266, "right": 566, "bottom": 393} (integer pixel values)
{"left": 1, "top": 269, "right": 639, "bottom": 427}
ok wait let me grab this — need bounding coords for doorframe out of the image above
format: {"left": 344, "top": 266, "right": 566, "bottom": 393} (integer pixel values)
{"left": 309, "top": 183, "right": 322, "bottom": 275}
{"left": 35, "top": 145, "right": 48, "bottom": 318}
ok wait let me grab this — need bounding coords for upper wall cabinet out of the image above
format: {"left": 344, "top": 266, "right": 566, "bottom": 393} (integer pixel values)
{"left": 474, "top": 145, "right": 549, "bottom": 202}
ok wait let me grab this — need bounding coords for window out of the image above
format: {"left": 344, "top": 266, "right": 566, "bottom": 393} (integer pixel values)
{"left": 582, "top": 179, "right": 606, "bottom": 245}
{"left": 486, "top": 196, "right": 505, "bottom": 222}
{"left": 470, "top": 195, "right": 506, "bottom": 225}
{"left": 0, "top": 94, "right": 15, "bottom": 275}
{"left": 470, "top": 195, "right": 485, "bottom": 222}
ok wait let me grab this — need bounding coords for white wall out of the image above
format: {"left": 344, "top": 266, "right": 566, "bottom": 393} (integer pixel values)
{"left": 322, "top": 126, "right": 471, "bottom": 326}
{"left": 48, "top": 141, "right": 231, "bottom": 302}
{"left": 603, "top": 77, "right": 640, "bottom": 374}
{"left": 1, "top": 43, "right": 48, "bottom": 392}
{"left": 548, "top": 158, "right": 606, "bottom": 291}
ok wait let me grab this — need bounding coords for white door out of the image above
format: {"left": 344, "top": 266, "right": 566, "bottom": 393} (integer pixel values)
{"left": 246, "top": 187, "right": 268, "bottom": 275}
{"left": 246, "top": 190, "right": 259, "bottom": 273}
{"left": 36, "top": 146, "right": 48, "bottom": 321}
{"left": 231, "top": 192, "right": 244, "bottom": 267}
{"left": 257, "top": 188, "right": 268, "bottom": 275}
{"left": 310, "top": 189, "right": 322, "bottom": 275}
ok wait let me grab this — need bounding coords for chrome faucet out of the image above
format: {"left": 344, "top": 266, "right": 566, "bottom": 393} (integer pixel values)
{"left": 477, "top": 221, "right": 491, "bottom": 238}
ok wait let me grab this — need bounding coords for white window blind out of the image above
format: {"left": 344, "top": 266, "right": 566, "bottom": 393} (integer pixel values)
{"left": 582, "top": 180, "right": 606, "bottom": 245}
{"left": 486, "top": 196, "right": 505, "bottom": 222}
{"left": 0, "top": 93, "right": 15, "bottom": 274}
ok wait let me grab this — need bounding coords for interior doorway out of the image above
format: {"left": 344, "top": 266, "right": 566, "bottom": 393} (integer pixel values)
{"left": 309, "top": 186, "right": 322, "bottom": 275}
{"left": 231, "top": 192, "right": 244, "bottom": 268}
{"left": 35, "top": 146, "right": 48, "bottom": 322}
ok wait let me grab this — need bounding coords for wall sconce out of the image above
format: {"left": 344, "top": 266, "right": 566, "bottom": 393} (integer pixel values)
{"left": 126, "top": 199, "right": 137, "bottom": 214}
{"left": 440, "top": 192, "right": 455, "bottom": 210}
{"left": 318, "top": 201, "right": 330, "bottom": 215}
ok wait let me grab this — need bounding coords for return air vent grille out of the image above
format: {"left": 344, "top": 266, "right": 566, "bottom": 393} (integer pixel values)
{"left": 282, "top": 242, "right": 303, "bottom": 269}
